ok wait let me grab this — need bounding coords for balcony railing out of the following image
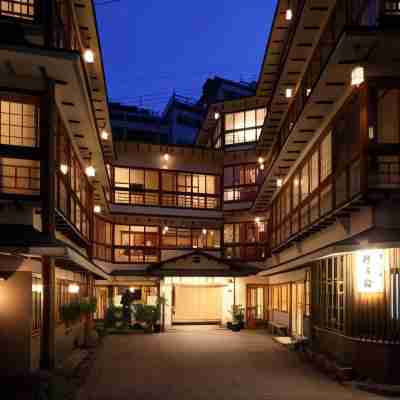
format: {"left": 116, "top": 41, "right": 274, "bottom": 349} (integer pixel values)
{"left": 271, "top": 157, "right": 362, "bottom": 250}
{"left": 261, "top": 0, "right": 384, "bottom": 181}
{"left": 0, "top": 0, "right": 36, "bottom": 21}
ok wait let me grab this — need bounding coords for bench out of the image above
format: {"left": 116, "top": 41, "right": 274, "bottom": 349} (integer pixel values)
{"left": 268, "top": 321, "right": 289, "bottom": 336}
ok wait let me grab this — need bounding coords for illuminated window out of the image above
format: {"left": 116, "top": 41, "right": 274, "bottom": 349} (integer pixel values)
{"left": 320, "top": 132, "right": 332, "bottom": 182}
{"left": 0, "top": 99, "right": 39, "bottom": 147}
{"left": 1, "top": 0, "right": 35, "bottom": 20}
{"left": 0, "top": 157, "right": 40, "bottom": 195}
{"left": 224, "top": 164, "right": 258, "bottom": 202}
{"left": 224, "top": 108, "right": 266, "bottom": 146}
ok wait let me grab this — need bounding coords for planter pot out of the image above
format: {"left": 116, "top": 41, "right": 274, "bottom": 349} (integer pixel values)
{"left": 231, "top": 324, "right": 241, "bottom": 332}
{"left": 144, "top": 325, "right": 153, "bottom": 334}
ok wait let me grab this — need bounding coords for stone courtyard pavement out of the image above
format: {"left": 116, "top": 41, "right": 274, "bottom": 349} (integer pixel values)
{"left": 78, "top": 326, "right": 386, "bottom": 400}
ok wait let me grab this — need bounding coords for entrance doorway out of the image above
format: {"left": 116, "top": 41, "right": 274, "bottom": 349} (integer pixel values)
{"left": 291, "top": 282, "right": 304, "bottom": 337}
{"left": 173, "top": 285, "right": 223, "bottom": 324}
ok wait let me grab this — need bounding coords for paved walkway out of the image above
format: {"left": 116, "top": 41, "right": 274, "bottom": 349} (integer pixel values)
{"left": 78, "top": 326, "right": 385, "bottom": 400}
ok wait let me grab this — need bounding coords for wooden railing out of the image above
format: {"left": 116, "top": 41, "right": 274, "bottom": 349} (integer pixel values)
{"left": 0, "top": 0, "right": 36, "bottom": 21}
{"left": 272, "top": 157, "right": 362, "bottom": 250}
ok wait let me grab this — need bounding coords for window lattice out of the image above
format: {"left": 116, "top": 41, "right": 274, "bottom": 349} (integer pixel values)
{"left": 0, "top": 0, "right": 35, "bottom": 20}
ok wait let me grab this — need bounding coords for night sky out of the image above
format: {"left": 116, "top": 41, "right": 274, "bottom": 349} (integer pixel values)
{"left": 95, "top": 0, "right": 276, "bottom": 112}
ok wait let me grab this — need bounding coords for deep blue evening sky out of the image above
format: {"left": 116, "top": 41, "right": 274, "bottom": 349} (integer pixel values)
{"left": 95, "top": 0, "right": 276, "bottom": 112}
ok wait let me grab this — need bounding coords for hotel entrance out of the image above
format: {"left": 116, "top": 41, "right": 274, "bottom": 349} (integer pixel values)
{"left": 163, "top": 277, "right": 230, "bottom": 326}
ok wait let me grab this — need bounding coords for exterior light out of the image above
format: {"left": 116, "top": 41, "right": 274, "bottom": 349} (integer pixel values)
{"left": 258, "top": 157, "right": 264, "bottom": 164}
{"left": 259, "top": 163, "right": 265, "bottom": 171}
{"left": 214, "top": 112, "right": 220, "bottom": 120}
{"left": 68, "top": 283, "right": 80, "bottom": 294}
{"left": 83, "top": 49, "right": 95, "bottom": 63}
{"left": 129, "top": 287, "right": 135, "bottom": 293}
{"left": 162, "top": 226, "right": 169, "bottom": 235}
{"left": 351, "top": 66, "right": 365, "bottom": 87}
{"left": 286, "top": 9, "right": 293, "bottom": 20}
{"left": 101, "top": 130, "right": 109, "bottom": 140}
{"left": 163, "top": 153, "right": 170, "bottom": 162}
{"left": 277, "top": 178, "right": 283, "bottom": 187}
{"left": 94, "top": 205, "right": 101, "bottom": 214}
{"left": 356, "top": 250, "right": 384, "bottom": 293}
{"left": 285, "top": 88, "right": 293, "bottom": 98}
{"left": 162, "top": 165, "right": 169, "bottom": 170}
{"left": 369, "top": 126, "right": 375, "bottom": 140}
{"left": 306, "top": 88, "right": 311, "bottom": 96}
{"left": 32, "top": 283, "right": 43, "bottom": 293}
{"left": 255, "top": 217, "right": 261, "bottom": 224}
{"left": 202, "top": 228, "right": 207, "bottom": 235}
{"left": 294, "top": 178, "right": 299, "bottom": 186}
{"left": 85, "top": 165, "right": 96, "bottom": 177}
{"left": 60, "top": 164, "right": 68, "bottom": 175}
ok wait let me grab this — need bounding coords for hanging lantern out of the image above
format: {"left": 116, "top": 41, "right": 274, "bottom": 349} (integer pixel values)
{"left": 351, "top": 66, "right": 365, "bottom": 87}
{"left": 85, "top": 165, "right": 96, "bottom": 177}
{"left": 286, "top": 9, "right": 293, "bottom": 20}
{"left": 68, "top": 283, "right": 80, "bottom": 294}
{"left": 83, "top": 49, "right": 95, "bottom": 63}
{"left": 60, "top": 164, "right": 68, "bottom": 175}
{"left": 101, "top": 130, "right": 109, "bottom": 140}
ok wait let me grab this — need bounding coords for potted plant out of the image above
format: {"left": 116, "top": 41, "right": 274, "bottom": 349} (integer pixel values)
{"left": 60, "top": 301, "right": 81, "bottom": 328}
{"left": 230, "top": 305, "right": 245, "bottom": 332}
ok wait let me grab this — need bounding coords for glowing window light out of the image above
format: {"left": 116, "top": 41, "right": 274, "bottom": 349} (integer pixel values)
{"left": 68, "top": 283, "right": 80, "bottom": 294}
{"left": 286, "top": 9, "right": 293, "bottom": 20}
{"left": 32, "top": 283, "right": 43, "bottom": 293}
{"left": 351, "top": 66, "right": 365, "bottom": 87}
{"left": 60, "top": 164, "right": 68, "bottom": 175}
{"left": 285, "top": 88, "right": 293, "bottom": 98}
{"left": 83, "top": 49, "right": 95, "bottom": 64}
{"left": 85, "top": 165, "right": 96, "bottom": 177}
{"left": 356, "top": 250, "right": 384, "bottom": 293}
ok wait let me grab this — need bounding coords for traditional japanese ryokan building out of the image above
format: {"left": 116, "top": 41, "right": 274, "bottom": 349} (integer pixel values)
{"left": 1, "top": 0, "right": 400, "bottom": 384}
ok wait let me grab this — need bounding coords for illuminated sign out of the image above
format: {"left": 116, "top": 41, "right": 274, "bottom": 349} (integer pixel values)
{"left": 356, "top": 250, "right": 384, "bottom": 293}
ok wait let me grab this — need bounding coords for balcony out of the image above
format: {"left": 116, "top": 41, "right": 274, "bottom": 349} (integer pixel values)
{"left": 0, "top": 0, "right": 36, "bottom": 22}
{"left": 255, "top": 0, "right": 400, "bottom": 212}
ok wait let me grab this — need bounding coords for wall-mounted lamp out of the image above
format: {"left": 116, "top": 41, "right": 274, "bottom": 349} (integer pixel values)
{"left": 306, "top": 88, "right": 311, "bottom": 96}
{"left": 94, "top": 205, "right": 101, "bottom": 214}
{"left": 286, "top": 9, "right": 293, "bottom": 20}
{"left": 202, "top": 228, "right": 207, "bottom": 235}
{"left": 214, "top": 112, "right": 220, "bottom": 120}
{"left": 162, "top": 226, "right": 169, "bottom": 235}
{"left": 163, "top": 153, "right": 170, "bottom": 162}
{"left": 60, "top": 164, "right": 69, "bottom": 175}
{"left": 101, "top": 130, "right": 109, "bottom": 140}
{"left": 83, "top": 49, "right": 95, "bottom": 64}
{"left": 285, "top": 88, "right": 293, "bottom": 98}
{"left": 259, "top": 163, "right": 265, "bottom": 171}
{"left": 368, "top": 126, "right": 375, "bottom": 140}
{"left": 277, "top": 178, "right": 283, "bottom": 187}
{"left": 351, "top": 66, "right": 365, "bottom": 87}
{"left": 255, "top": 217, "right": 261, "bottom": 224}
{"left": 85, "top": 165, "right": 96, "bottom": 177}
{"left": 68, "top": 283, "right": 80, "bottom": 294}
{"left": 258, "top": 157, "right": 264, "bottom": 164}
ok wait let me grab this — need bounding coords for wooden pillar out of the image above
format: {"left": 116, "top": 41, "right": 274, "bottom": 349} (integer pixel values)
{"left": 42, "top": 0, "right": 55, "bottom": 48}
{"left": 84, "top": 273, "right": 95, "bottom": 346}
{"left": 40, "top": 71, "right": 57, "bottom": 370}
{"left": 40, "top": 256, "right": 56, "bottom": 370}
{"left": 108, "top": 285, "right": 114, "bottom": 308}
{"left": 40, "top": 81, "right": 56, "bottom": 239}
